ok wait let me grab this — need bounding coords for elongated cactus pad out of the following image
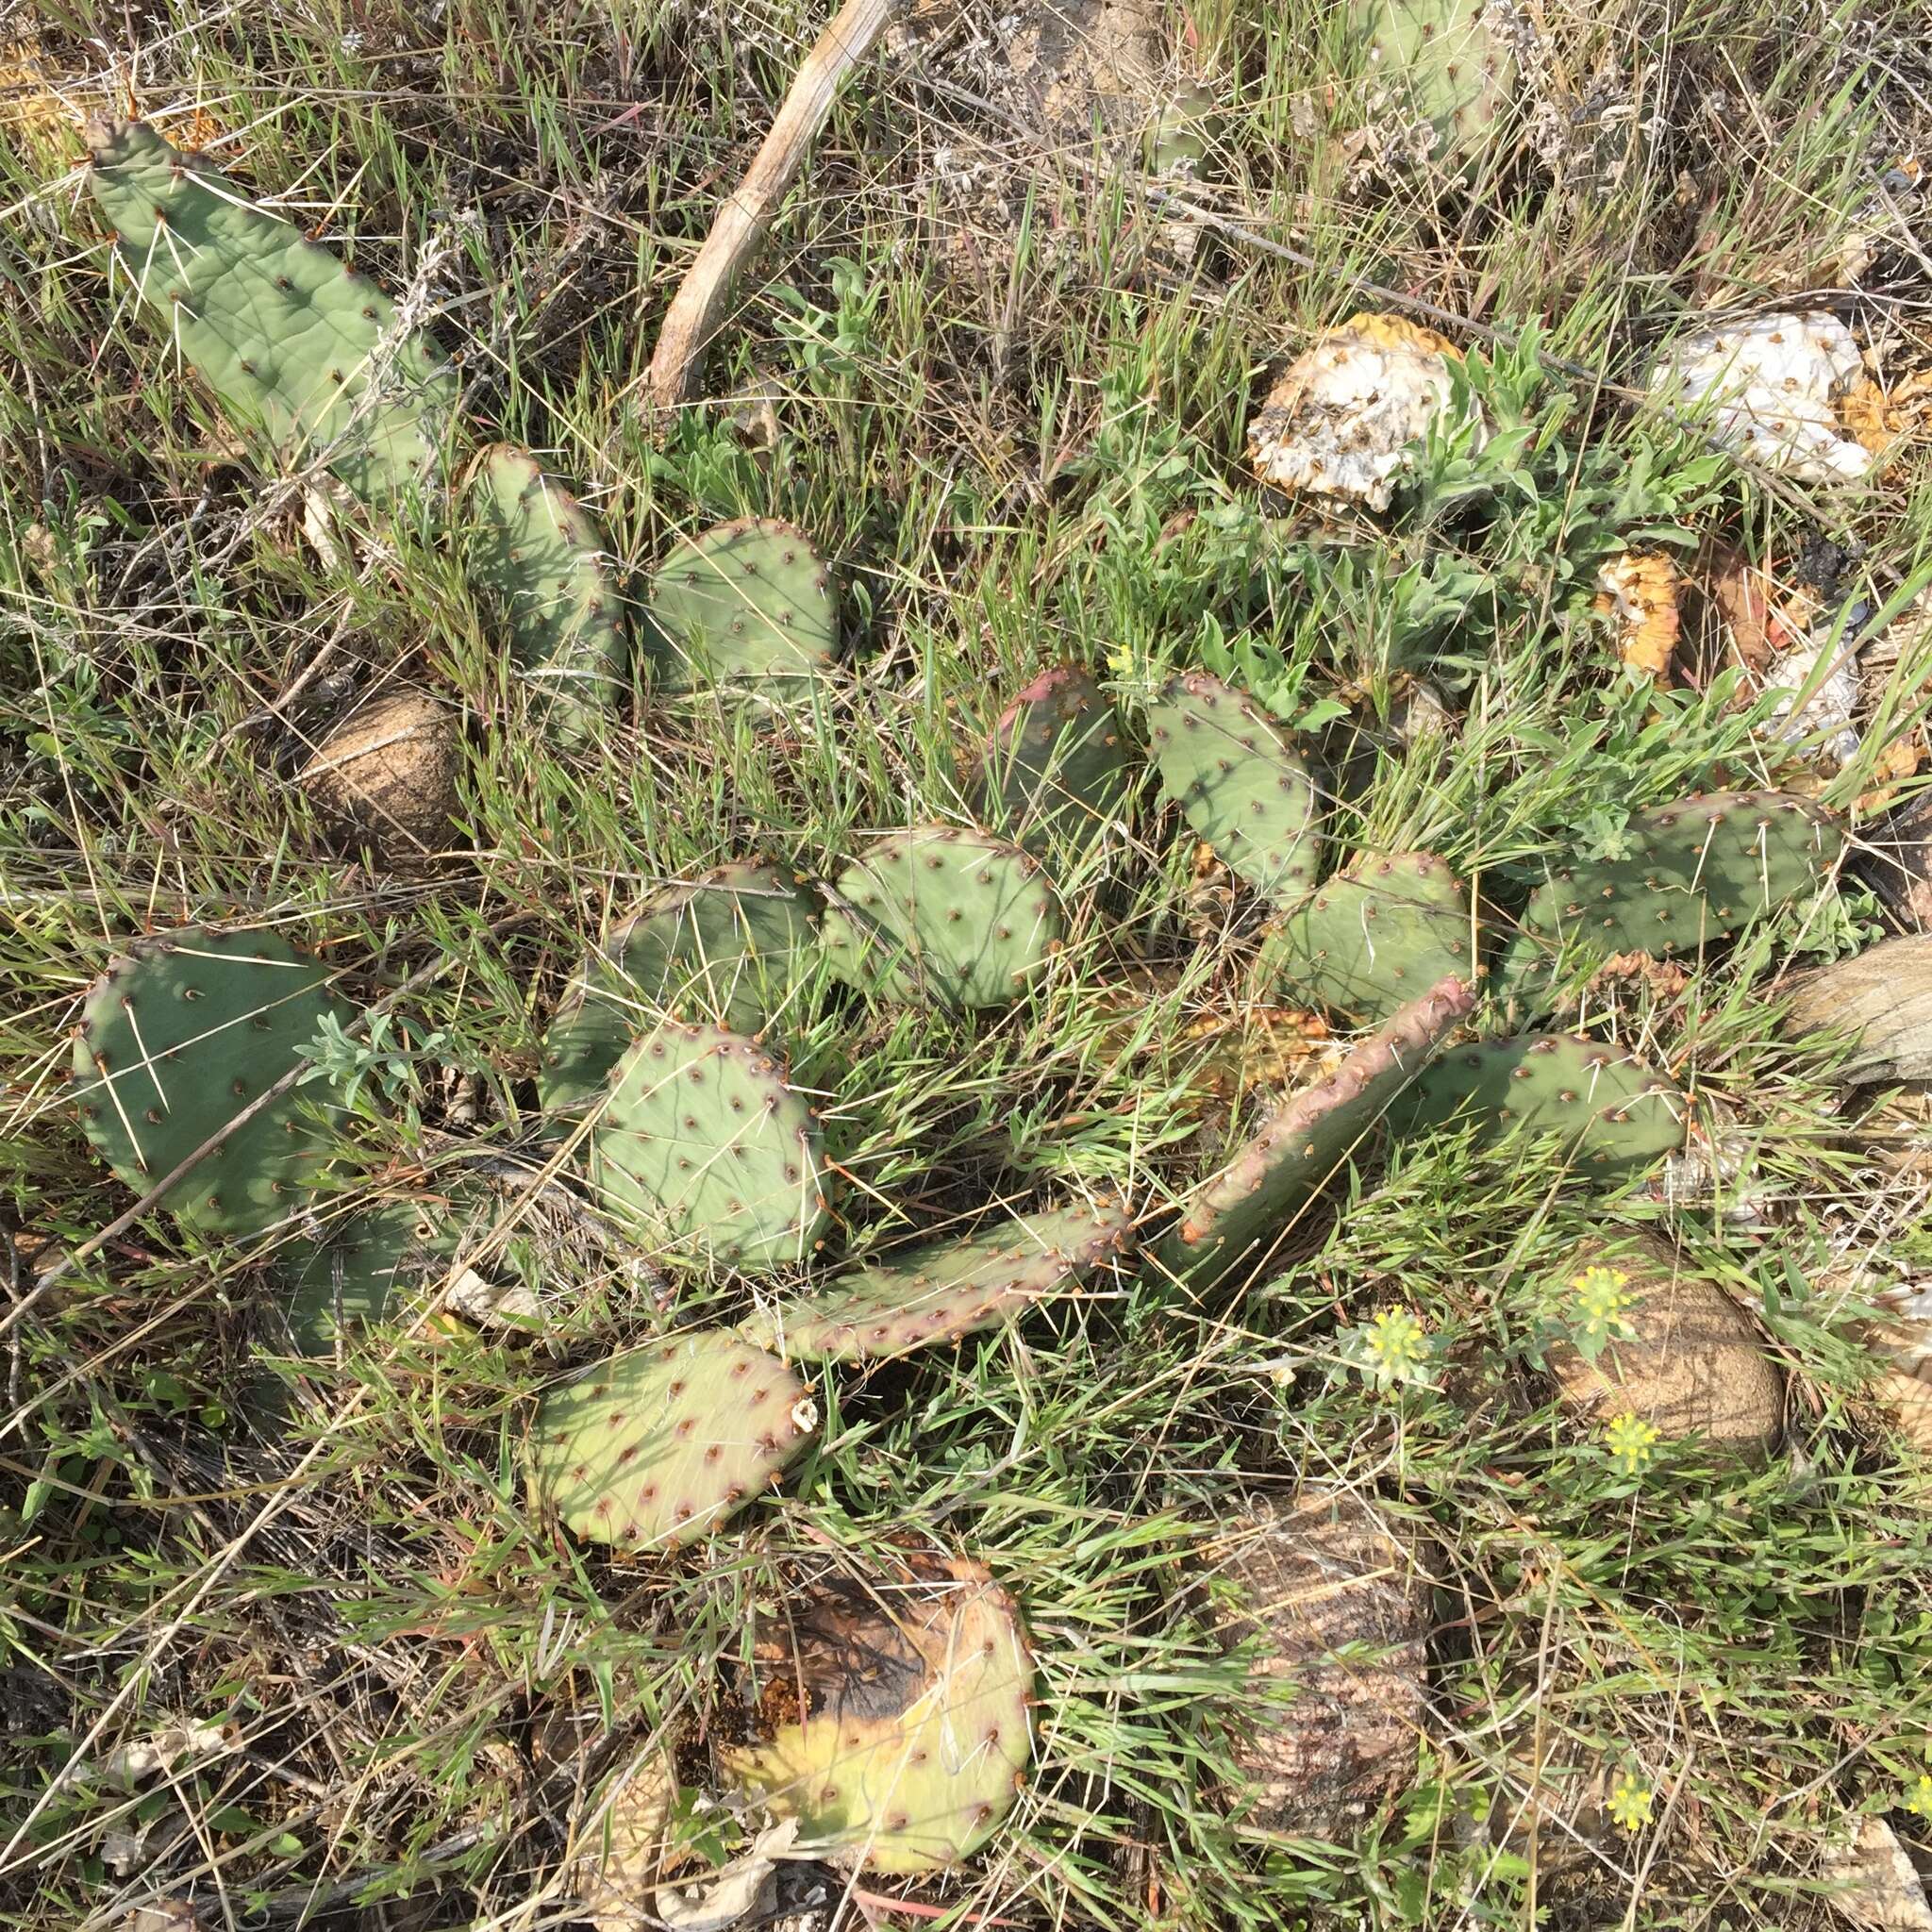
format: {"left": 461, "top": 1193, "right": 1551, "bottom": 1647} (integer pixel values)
{"left": 531, "top": 1331, "right": 816, "bottom": 1552}
{"left": 822, "top": 826, "right": 1064, "bottom": 1012}
{"left": 741, "top": 1193, "right": 1132, "bottom": 1362}
{"left": 645, "top": 518, "right": 838, "bottom": 697}
{"left": 1158, "top": 977, "right": 1473, "bottom": 1289}
{"left": 541, "top": 862, "right": 816, "bottom": 1112}
{"left": 466, "top": 444, "right": 628, "bottom": 741}
{"left": 722, "top": 1552, "right": 1034, "bottom": 1874}
{"left": 73, "top": 927, "right": 353, "bottom": 1238}
{"left": 1393, "top": 1033, "right": 1688, "bottom": 1169}
{"left": 1354, "top": 0, "right": 1517, "bottom": 167}
{"left": 85, "top": 120, "right": 455, "bottom": 505}
{"left": 1265, "top": 851, "right": 1473, "bottom": 1022}
{"left": 587, "top": 1023, "right": 829, "bottom": 1271}
{"left": 973, "top": 665, "right": 1129, "bottom": 859}
{"left": 275, "top": 1201, "right": 449, "bottom": 1354}
{"left": 1147, "top": 672, "right": 1321, "bottom": 904}
{"left": 1501, "top": 791, "right": 1845, "bottom": 1005}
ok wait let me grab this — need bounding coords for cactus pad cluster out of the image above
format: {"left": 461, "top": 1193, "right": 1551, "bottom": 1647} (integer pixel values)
{"left": 1396, "top": 1033, "right": 1688, "bottom": 1168}
{"left": 741, "top": 1194, "right": 1131, "bottom": 1362}
{"left": 531, "top": 1331, "right": 816, "bottom": 1552}
{"left": 1267, "top": 851, "right": 1474, "bottom": 1022}
{"left": 974, "top": 665, "right": 1129, "bottom": 861}
{"left": 722, "top": 1551, "right": 1035, "bottom": 1873}
{"left": 1159, "top": 978, "right": 1474, "bottom": 1288}
{"left": 646, "top": 518, "right": 839, "bottom": 697}
{"left": 465, "top": 444, "right": 630, "bottom": 741}
{"left": 822, "top": 825, "right": 1064, "bottom": 1011}
{"left": 541, "top": 862, "right": 815, "bottom": 1111}
{"left": 588, "top": 1022, "right": 829, "bottom": 1270}
{"left": 86, "top": 120, "right": 455, "bottom": 505}
{"left": 73, "top": 927, "right": 352, "bottom": 1238}
{"left": 1147, "top": 672, "right": 1321, "bottom": 902}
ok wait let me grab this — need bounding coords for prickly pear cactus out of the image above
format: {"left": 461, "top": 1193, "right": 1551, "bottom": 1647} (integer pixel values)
{"left": 465, "top": 444, "right": 629, "bottom": 742}
{"left": 1265, "top": 852, "right": 1473, "bottom": 1022}
{"left": 1158, "top": 977, "right": 1473, "bottom": 1289}
{"left": 72, "top": 927, "right": 354, "bottom": 1238}
{"left": 85, "top": 120, "right": 455, "bottom": 505}
{"left": 1353, "top": 0, "right": 1518, "bottom": 167}
{"left": 722, "top": 1551, "right": 1035, "bottom": 1873}
{"left": 587, "top": 1023, "right": 830, "bottom": 1271}
{"left": 275, "top": 1201, "right": 449, "bottom": 1355}
{"left": 1393, "top": 1033, "right": 1688, "bottom": 1169}
{"left": 644, "top": 518, "right": 838, "bottom": 697}
{"left": 1146, "top": 672, "right": 1321, "bottom": 904}
{"left": 531, "top": 1331, "right": 816, "bottom": 1552}
{"left": 741, "top": 1193, "right": 1131, "bottom": 1362}
{"left": 822, "top": 825, "right": 1065, "bottom": 1012}
{"left": 541, "top": 862, "right": 816, "bottom": 1113}
{"left": 1501, "top": 791, "right": 1846, "bottom": 1005}
{"left": 973, "top": 665, "right": 1130, "bottom": 860}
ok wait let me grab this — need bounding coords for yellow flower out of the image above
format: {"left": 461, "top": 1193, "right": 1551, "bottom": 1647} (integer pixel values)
{"left": 1105, "top": 644, "right": 1136, "bottom": 677}
{"left": 1604, "top": 1410, "right": 1660, "bottom": 1475}
{"left": 1573, "top": 1264, "right": 1636, "bottom": 1342}
{"left": 1361, "top": 1307, "right": 1431, "bottom": 1385}
{"left": 1907, "top": 1772, "right": 1932, "bottom": 1823}
{"left": 1607, "top": 1771, "right": 1654, "bottom": 1832}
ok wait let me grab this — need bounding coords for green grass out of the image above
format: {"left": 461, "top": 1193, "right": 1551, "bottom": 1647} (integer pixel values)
{"left": 4, "top": 0, "right": 1932, "bottom": 1926}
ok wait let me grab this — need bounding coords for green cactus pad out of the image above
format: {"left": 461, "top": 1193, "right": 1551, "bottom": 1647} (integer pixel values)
{"left": 85, "top": 119, "right": 455, "bottom": 505}
{"left": 73, "top": 927, "right": 354, "bottom": 1239}
{"left": 531, "top": 1331, "right": 816, "bottom": 1552}
{"left": 1158, "top": 977, "right": 1473, "bottom": 1289}
{"left": 1393, "top": 1033, "right": 1689, "bottom": 1169}
{"left": 723, "top": 1551, "right": 1034, "bottom": 1874}
{"left": 822, "top": 825, "right": 1064, "bottom": 1012}
{"left": 541, "top": 862, "right": 816, "bottom": 1113}
{"left": 1500, "top": 791, "right": 1846, "bottom": 1007}
{"left": 465, "top": 444, "right": 629, "bottom": 741}
{"left": 587, "top": 1023, "right": 830, "bottom": 1272}
{"left": 1146, "top": 672, "right": 1321, "bottom": 904}
{"left": 275, "top": 1201, "right": 450, "bottom": 1354}
{"left": 973, "top": 665, "right": 1130, "bottom": 859}
{"left": 1264, "top": 852, "right": 1474, "bottom": 1023}
{"left": 1354, "top": 0, "right": 1517, "bottom": 167}
{"left": 740, "top": 1193, "right": 1131, "bottom": 1362}
{"left": 644, "top": 518, "right": 838, "bottom": 698}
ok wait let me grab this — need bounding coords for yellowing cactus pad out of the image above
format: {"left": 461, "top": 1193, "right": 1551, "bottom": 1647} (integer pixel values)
{"left": 531, "top": 1330, "right": 816, "bottom": 1552}
{"left": 722, "top": 1552, "right": 1035, "bottom": 1874}
{"left": 1248, "top": 312, "right": 1483, "bottom": 511}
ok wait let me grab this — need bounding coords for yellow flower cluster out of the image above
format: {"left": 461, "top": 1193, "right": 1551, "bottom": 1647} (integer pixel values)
{"left": 1605, "top": 1410, "right": 1660, "bottom": 1474}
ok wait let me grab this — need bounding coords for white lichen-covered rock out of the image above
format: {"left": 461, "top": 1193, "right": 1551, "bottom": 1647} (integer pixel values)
{"left": 1762, "top": 632, "right": 1862, "bottom": 768}
{"left": 1248, "top": 313, "right": 1485, "bottom": 511}
{"left": 1648, "top": 311, "right": 1874, "bottom": 482}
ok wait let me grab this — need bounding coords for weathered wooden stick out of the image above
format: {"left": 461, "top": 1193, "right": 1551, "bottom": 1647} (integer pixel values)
{"left": 643, "top": 0, "right": 900, "bottom": 408}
